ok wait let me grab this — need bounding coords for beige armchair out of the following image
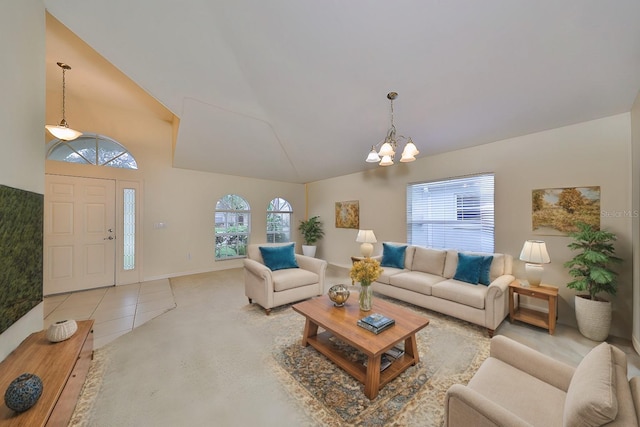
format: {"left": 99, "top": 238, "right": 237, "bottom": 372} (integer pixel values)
{"left": 244, "top": 242, "right": 327, "bottom": 314}
{"left": 444, "top": 335, "right": 640, "bottom": 427}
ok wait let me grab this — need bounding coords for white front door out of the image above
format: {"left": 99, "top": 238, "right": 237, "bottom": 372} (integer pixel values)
{"left": 44, "top": 175, "right": 116, "bottom": 295}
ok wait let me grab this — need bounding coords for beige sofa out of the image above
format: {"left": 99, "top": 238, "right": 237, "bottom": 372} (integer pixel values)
{"left": 371, "top": 244, "right": 514, "bottom": 336}
{"left": 445, "top": 335, "right": 640, "bottom": 426}
{"left": 244, "top": 243, "right": 327, "bottom": 314}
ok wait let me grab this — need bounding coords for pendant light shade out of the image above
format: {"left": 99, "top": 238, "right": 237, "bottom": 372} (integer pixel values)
{"left": 46, "top": 62, "right": 82, "bottom": 141}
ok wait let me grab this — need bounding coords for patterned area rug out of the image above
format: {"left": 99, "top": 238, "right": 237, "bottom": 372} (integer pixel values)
{"left": 269, "top": 297, "right": 491, "bottom": 427}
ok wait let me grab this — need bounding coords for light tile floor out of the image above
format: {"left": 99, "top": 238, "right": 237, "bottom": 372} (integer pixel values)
{"left": 43, "top": 279, "right": 176, "bottom": 349}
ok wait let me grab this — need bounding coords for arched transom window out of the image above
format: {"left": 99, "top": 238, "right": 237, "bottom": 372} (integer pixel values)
{"left": 46, "top": 133, "right": 138, "bottom": 169}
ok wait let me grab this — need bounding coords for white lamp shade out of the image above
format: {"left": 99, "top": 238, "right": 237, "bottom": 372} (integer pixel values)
{"left": 401, "top": 139, "right": 419, "bottom": 157}
{"left": 378, "top": 141, "right": 395, "bottom": 157}
{"left": 356, "top": 230, "right": 377, "bottom": 243}
{"left": 366, "top": 147, "right": 381, "bottom": 163}
{"left": 379, "top": 155, "right": 393, "bottom": 166}
{"left": 399, "top": 151, "right": 416, "bottom": 162}
{"left": 45, "top": 124, "right": 82, "bottom": 141}
{"left": 519, "top": 240, "right": 551, "bottom": 264}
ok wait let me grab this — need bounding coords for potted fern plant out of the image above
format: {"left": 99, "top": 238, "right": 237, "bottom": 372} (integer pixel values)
{"left": 298, "top": 216, "right": 324, "bottom": 257}
{"left": 564, "top": 222, "right": 622, "bottom": 341}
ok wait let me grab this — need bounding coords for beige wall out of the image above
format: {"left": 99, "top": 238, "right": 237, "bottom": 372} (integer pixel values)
{"left": 309, "top": 113, "right": 633, "bottom": 339}
{"left": 45, "top": 101, "right": 306, "bottom": 281}
{"left": 0, "top": 0, "right": 46, "bottom": 360}
{"left": 631, "top": 90, "right": 640, "bottom": 352}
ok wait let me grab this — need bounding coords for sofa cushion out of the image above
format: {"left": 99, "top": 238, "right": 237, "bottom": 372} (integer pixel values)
{"left": 381, "top": 243, "right": 407, "bottom": 269}
{"left": 388, "top": 271, "right": 445, "bottom": 295}
{"left": 479, "top": 255, "right": 494, "bottom": 285}
{"left": 259, "top": 243, "right": 299, "bottom": 271}
{"left": 412, "top": 247, "right": 447, "bottom": 276}
{"left": 272, "top": 268, "right": 319, "bottom": 292}
{"left": 432, "top": 279, "right": 487, "bottom": 309}
{"left": 564, "top": 342, "right": 618, "bottom": 427}
{"left": 453, "top": 253, "right": 485, "bottom": 284}
{"left": 468, "top": 357, "right": 566, "bottom": 426}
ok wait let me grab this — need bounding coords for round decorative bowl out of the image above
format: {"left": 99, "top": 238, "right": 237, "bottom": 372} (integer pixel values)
{"left": 46, "top": 319, "right": 78, "bottom": 343}
{"left": 4, "top": 373, "right": 43, "bottom": 412}
{"left": 328, "top": 284, "right": 350, "bottom": 307}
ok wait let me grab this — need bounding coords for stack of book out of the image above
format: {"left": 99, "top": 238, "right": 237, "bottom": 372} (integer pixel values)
{"left": 363, "top": 346, "right": 405, "bottom": 372}
{"left": 357, "top": 313, "right": 395, "bottom": 334}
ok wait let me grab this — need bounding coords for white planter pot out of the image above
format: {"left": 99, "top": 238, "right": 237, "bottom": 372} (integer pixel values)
{"left": 574, "top": 295, "right": 611, "bottom": 341}
{"left": 302, "top": 245, "right": 316, "bottom": 257}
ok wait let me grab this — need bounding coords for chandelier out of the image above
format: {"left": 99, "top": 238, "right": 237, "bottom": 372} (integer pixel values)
{"left": 365, "top": 92, "right": 419, "bottom": 166}
{"left": 45, "top": 62, "right": 82, "bottom": 141}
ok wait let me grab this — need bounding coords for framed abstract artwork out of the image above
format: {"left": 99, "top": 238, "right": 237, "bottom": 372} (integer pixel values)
{"left": 335, "top": 200, "right": 359, "bottom": 229}
{"left": 532, "top": 186, "right": 600, "bottom": 235}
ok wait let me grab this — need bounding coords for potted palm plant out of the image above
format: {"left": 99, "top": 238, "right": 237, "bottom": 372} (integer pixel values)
{"left": 564, "top": 222, "right": 622, "bottom": 341}
{"left": 298, "top": 216, "right": 324, "bottom": 257}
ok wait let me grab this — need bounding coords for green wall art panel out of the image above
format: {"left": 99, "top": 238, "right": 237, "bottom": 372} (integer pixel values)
{"left": 0, "top": 184, "right": 43, "bottom": 335}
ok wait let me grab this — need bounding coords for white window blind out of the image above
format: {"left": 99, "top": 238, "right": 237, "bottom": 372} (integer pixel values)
{"left": 407, "top": 173, "right": 495, "bottom": 253}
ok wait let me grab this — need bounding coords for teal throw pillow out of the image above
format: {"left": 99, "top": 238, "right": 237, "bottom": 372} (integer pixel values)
{"left": 454, "top": 253, "right": 484, "bottom": 285}
{"left": 259, "top": 243, "right": 299, "bottom": 271}
{"left": 381, "top": 243, "right": 407, "bottom": 269}
{"left": 478, "top": 255, "right": 494, "bottom": 286}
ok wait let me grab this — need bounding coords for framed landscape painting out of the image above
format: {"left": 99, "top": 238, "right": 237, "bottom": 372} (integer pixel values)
{"left": 335, "top": 200, "right": 359, "bottom": 229}
{"left": 532, "top": 186, "right": 600, "bottom": 235}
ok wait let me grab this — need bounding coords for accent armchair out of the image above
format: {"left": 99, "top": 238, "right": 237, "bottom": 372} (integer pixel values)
{"left": 244, "top": 242, "right": 327, "bottom": 315}
{"left": 444, "top": 335, "right": 640, "bottom": 427}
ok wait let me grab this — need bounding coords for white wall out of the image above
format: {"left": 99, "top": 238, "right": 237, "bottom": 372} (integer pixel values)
{"left": 309, "top": 114, "right": 633, "bottom": 339}
{"left": 0, "top": 0, "right": 46, "bottom": 360}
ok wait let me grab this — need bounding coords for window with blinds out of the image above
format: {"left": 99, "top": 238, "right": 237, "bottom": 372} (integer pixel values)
{"left": 407, "top": 173, "right": 495, "bottom": 253}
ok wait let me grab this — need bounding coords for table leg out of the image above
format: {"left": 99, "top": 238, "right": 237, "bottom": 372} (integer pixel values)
{"left": 301, "top": 318, "right": 318, "bottom": 347}
{"left": 404, "top": 334, "right": 420, "bottom": 365}
{"left": 364, "top": 354, "right": 381, "bottom": 399}
{"left": 549, "top": 294, "right": 557, "bottom": 335}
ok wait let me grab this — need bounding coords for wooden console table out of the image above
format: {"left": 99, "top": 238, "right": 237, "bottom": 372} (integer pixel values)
{"left": 509, "top": 281, "right": 558, "bottom": 335}
{"left": 0, "top": 320, "right": 94, "bottom": 426}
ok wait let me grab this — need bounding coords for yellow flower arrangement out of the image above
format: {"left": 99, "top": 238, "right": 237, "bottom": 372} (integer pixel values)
{"left": 350, "top": 258, "right": 383, "bottom": 286}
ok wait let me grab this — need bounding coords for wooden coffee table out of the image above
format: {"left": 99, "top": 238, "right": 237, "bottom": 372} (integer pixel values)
{"left": 292, "top": 293, "right": 430, "bottom": 399}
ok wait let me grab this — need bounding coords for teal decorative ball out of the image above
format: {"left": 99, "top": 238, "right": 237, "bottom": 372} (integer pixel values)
{"left": 4, "top": 373, "right": 43, "bottom": 412}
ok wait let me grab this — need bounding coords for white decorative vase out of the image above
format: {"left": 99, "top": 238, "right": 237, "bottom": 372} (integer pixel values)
{"left": 46, "top": 319, "right": 78, "bottom": 343}
{"left": 302, "top": 245, "right": 317, "bottom": 257}
{"left": 574, "top": 296, "right": 611, "bottom": 342}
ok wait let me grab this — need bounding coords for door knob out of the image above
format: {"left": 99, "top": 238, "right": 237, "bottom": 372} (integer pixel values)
{"left": 104, "top": 236, "right": 114, "bottom": 240}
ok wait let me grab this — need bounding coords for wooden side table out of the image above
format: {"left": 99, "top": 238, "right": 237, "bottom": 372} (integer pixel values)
{"left": 509, "top": 280, "right": 558, "bottom": 335}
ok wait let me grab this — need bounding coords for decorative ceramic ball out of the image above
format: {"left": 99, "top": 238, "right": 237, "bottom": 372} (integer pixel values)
{"left": 4, "top": 373, "right": 43, "bottom": 412}
{"left": 328, "top": 284, "right": 350, "bottom": 307}
{"left": 46, "top": 319, "right": 78, "bottom": 343}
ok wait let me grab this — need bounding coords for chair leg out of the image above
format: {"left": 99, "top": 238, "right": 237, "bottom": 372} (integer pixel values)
{"left": 247, "top": 297, "right": 253, "bottom": 304}
{"left": 265, "top": 308, "right": 271, "bottom": 315}
{"left": 487, "top": 328, "right": 495, "bottom": 338}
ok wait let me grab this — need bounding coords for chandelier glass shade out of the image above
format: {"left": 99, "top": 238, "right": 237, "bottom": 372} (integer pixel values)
{"left": 45, "top": 62, "right": 82, "bottom": 141}
{"left": 365, "top": 92, "right": 419, "bottom": 166}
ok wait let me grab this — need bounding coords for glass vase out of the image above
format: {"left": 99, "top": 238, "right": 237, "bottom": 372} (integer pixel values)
{"left": 359, "top": 283, "right": 373, "bottom": 311}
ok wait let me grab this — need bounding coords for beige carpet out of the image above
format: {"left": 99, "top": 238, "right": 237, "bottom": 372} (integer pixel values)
{"left": 68, "top": 268, "right": 490, "bottom": 426}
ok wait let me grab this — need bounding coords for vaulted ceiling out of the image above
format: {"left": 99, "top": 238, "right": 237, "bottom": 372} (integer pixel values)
{"left": 44, "top": 1, "right": 640, "bottom": 184}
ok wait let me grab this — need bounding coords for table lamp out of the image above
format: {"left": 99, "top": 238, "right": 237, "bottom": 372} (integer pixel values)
{"left": 519, "top": 240, "right": 550, "bottom": 287}
{"left": 356, "top": 230, "right": 377, "bottom": 258}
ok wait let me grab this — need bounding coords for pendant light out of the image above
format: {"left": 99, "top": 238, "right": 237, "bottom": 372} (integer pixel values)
{"left": 365, "top": 92, "right": 419, "bottom": 166}
{"left": 45, "top": 62, "right": 82, "bottom": 141}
